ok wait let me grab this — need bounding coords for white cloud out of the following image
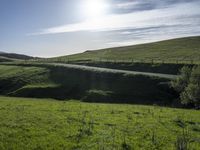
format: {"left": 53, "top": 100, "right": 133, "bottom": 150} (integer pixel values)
{"left": 107, "top": 26, "right": 200, "bottom": 47}
{"left": 115, "top": 1, "right": 138, "bottom": 9}
{"left": 31, "top": 1, "right": 200, "bottom": 36}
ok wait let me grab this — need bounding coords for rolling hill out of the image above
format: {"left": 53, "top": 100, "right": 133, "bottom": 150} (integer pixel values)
{"left": 0, "top": 64, "right": 176, "bottom": 105}
{"left": 54, "top": 36, "right": 200, "bottom": 64}
{"left": 0, "top": 51, "right": 34, "bottom": 61}
{"left": 0, "top": 56, "right": 16, "bottom": 62}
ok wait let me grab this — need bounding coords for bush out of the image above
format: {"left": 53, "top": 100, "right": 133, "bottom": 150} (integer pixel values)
{"left": 172, "top": 66, "right": 200, "bottom": 108}
{"left": 171, "top": 66, "right": 192, "bottom": 93}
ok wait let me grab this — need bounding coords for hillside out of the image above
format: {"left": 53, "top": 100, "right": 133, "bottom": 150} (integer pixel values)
{"left": 0, "top": 56, "right": 16, "bottom": 62}
{"left": 55, "top": 36, "right": 200, "bottom": 64}
{"left": 0, "top": 52, "right": 33, "bottom": 61}
{"left": 0, "top": 64, "right": 176, "bottom": 105}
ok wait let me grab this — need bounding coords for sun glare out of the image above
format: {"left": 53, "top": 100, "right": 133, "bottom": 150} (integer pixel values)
{"left": 82, "top": 0, "right": 109, "bottom": 18}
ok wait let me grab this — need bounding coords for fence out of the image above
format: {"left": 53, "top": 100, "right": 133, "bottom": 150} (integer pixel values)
{"left": 28, "top": 58, "right": 200, "bottom": 65}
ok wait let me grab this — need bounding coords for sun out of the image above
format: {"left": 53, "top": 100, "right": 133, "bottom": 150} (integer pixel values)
{"left": 82, "top": 0, "right": 109, "bottom": 18}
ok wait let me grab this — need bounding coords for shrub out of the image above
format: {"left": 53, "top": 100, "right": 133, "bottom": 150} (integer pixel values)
{"left": 171, "top": 66, "right": 192, "bottom": 93}
{"left": 172, "top": 66, "right": 200, "bottom": 108}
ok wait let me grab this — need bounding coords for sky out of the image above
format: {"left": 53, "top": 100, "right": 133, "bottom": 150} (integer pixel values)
{"left": 0, "top": 0, "right": 200, "bottom": 57}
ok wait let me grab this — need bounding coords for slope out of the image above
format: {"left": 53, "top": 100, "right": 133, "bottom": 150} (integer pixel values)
{"left": 55, "top": 36, "right": 200, "bottom": 64}
{"left": 0, "top": 52, "right": 34, "bottom": 61}
{"left": 0, "top": 64, "right": 176, "bottom": 105}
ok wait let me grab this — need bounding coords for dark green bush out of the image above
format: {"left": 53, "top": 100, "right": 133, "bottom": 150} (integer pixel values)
{"left": 172, "top": 66, "right": 200, "bottom": 108}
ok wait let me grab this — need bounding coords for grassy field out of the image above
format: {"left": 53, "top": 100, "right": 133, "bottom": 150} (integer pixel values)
{"left": 0, "top": 37, "right": 199, "bottom": 149}
{"left": 50, "top": 36, "right": 200, "bottom": 64}
{"left": 0, "top": 64, "right": 176, "bottom": 105}
{"left": 0, "top": 96, "right": 200, "bottom": 150}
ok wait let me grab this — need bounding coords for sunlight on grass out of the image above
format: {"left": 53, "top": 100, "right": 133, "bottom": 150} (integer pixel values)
{"left": 0, "top": 96, "right": 200, "bottom": 149}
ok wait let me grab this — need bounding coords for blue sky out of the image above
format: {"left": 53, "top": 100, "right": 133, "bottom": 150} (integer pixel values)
{"left": 0, "top": 0, "right": 200, "bottom": 57}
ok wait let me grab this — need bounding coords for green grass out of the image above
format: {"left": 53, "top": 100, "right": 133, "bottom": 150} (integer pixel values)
{"left": 0, "top": 65, "right": 56, "bottom": 91}
{"left": 52, "top": 36, "right": 200, "bottom": 64}
{"left": 0, "top": 96, "right": 200, "bottom": 150}
{"left": 0, "top": 56, "right": 16, "bottom": 62}
{"left": 0, "top": 64, "right": 175, "bottom": 104}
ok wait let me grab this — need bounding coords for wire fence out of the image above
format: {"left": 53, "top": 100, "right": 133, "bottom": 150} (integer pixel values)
{"left": 29, "top": 58, "right": 200, "bottom": 65}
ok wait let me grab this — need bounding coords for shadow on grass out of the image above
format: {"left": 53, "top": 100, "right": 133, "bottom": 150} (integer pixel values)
{"left": 0, "top": 64, "right": 178, "bottom": 106}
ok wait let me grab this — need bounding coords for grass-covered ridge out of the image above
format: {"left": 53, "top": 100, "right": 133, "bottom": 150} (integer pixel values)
{"left": 0, "top": 96, "right": 200, "bottom": 150}
{"left": 0, "top": 64, "right": 176, "bottom": 105}
{"left": 0, "top": 56, "right": 17, "bottom": 62}
{"left": 0, "top": 52, "right": 33, "bottom": 60}
{"left": 55, "top": 36, "right": 200, "bottom": 63}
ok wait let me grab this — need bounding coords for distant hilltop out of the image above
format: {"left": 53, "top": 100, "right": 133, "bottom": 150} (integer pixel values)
{"left": 0, "top": 51, "right": 34, "bottom": 61}
{"left": 53, "top": 36, "right": 200, "bottom": 64}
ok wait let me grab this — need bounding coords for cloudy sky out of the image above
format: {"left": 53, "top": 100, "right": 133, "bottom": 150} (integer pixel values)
{"left": 0, "top": 0, "right": 200, "bottom": 57}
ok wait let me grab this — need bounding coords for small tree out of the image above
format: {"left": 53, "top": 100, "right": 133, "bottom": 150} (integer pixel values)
{"left": 171, "top": 66, "right": 192, "bottom": 93}
{"left": 172, "top": 66, "right": 200, "bottom": 108}
{"left": 180, "top": 66, "right": 200, "bottom": 108}
{"left": 180, "top": 84, "right": 200, "bottom": 107}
